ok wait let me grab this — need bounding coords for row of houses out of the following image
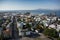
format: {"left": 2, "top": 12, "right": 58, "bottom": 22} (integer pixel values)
{"left": 0, "top": 16, "right": 12, "bottom": 39}
{"left": 16, "top": 13, "right": 60, "bottom": 37}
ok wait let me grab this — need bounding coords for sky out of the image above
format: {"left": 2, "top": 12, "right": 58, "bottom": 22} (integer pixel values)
{"left": 0, "top": 0, "right": 60, "bottom": 10}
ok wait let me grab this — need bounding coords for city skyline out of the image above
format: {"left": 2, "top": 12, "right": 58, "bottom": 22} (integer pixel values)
{"left": 0, "top": 0, "right": 60, "bottom": 10}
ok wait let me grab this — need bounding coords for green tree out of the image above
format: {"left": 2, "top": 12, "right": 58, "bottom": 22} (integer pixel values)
{"left": 43, "top": 28, "right": 59, "bottom": 38}
{"left": 36, "top": 24, "right": 44, "bottom": 33}
{"left": 26, "top": 23, "right": 32, "bottom": 30}
{"left": 57, "top": 37, "right": 60, "bottom": 40}
{"left": 2, "top": 26, "right": 6, "bottom": 30}
{"left": 0, "top": 35, "right": 2, "bottom": 40}
{"left": 17, "top": 18, "right": 21, "bottom": 22}
{"left": 0, "top": 19, "right": 3, "bottom": 25}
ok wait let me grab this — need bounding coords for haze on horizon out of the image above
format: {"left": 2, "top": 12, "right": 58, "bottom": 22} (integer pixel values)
{"left": 0, "top": 0, "right": 60, "bottom": 10}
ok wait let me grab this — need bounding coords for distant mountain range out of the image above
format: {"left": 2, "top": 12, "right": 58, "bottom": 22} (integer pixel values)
{"left": 0, "top": 9, "right": 60, "bottom": 11}
{"left": 0, "top": 9, "right": 60, "bottom": 16}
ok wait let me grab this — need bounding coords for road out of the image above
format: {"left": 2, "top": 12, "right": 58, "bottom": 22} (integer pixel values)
{"left": 12, "top": 16, "right": 19, "bottom": 38}
{"left": 8, "top": 16, "right": 19, "bottom": 40}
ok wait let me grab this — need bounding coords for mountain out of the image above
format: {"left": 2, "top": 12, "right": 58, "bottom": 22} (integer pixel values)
{"left": 0, "top": 9, "right": 60, "bottom": 16}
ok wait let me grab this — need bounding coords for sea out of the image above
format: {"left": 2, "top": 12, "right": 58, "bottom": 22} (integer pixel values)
{"left": 0, "top": 9, "right": 60, "bottom": 17}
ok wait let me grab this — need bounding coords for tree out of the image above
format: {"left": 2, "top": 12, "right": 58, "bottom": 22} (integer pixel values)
{"left": 0, "top": 19, "right": 3, "bottom": 25}
{"left": 0, "top": 34, "right": 3, "bottom": 40}
{"left": 57, "top": 37, "right": 60, "bottom": 40}
{"left": 26, "top": 23, "right": 32, "bottom": 30}
{"left": 2, "top": 26, "right": 6, "bottom": 30}
{"left": 43, "top": 28, "right": 59, "bottom": 38}
{"left": 17, "top": 18, "right": 21, "bottom": 22}
{"left": 36, "top": 24, "right": 44, "bottom": 33}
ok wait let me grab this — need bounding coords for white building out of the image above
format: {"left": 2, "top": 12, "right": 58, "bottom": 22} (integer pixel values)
{"left": 42, "top": 20, "right": 49, "bottom": 27}
{"left": 49, "top": 24, "right": 56, "bottom": 29}
{"left": 26, "top": 31, "right": 31, "bottom": 35}
{"left": 56, "top": 24, "right": 60, "bottom": 31}
{"left": 34, "top": 17, "right": 41, "bottom": 21}
{"left": 58, "top": 18, "right": 60, "bottom": 21}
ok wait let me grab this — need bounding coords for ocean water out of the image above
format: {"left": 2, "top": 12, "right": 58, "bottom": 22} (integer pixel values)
{"left": 0, "top": 10, "right": 60, "bottom": 17}
{"left": 21, "top": 10, "right": 60, "bottom": 17}
{"left": 30, "top": 10, "right": 60, "bottom": 17}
